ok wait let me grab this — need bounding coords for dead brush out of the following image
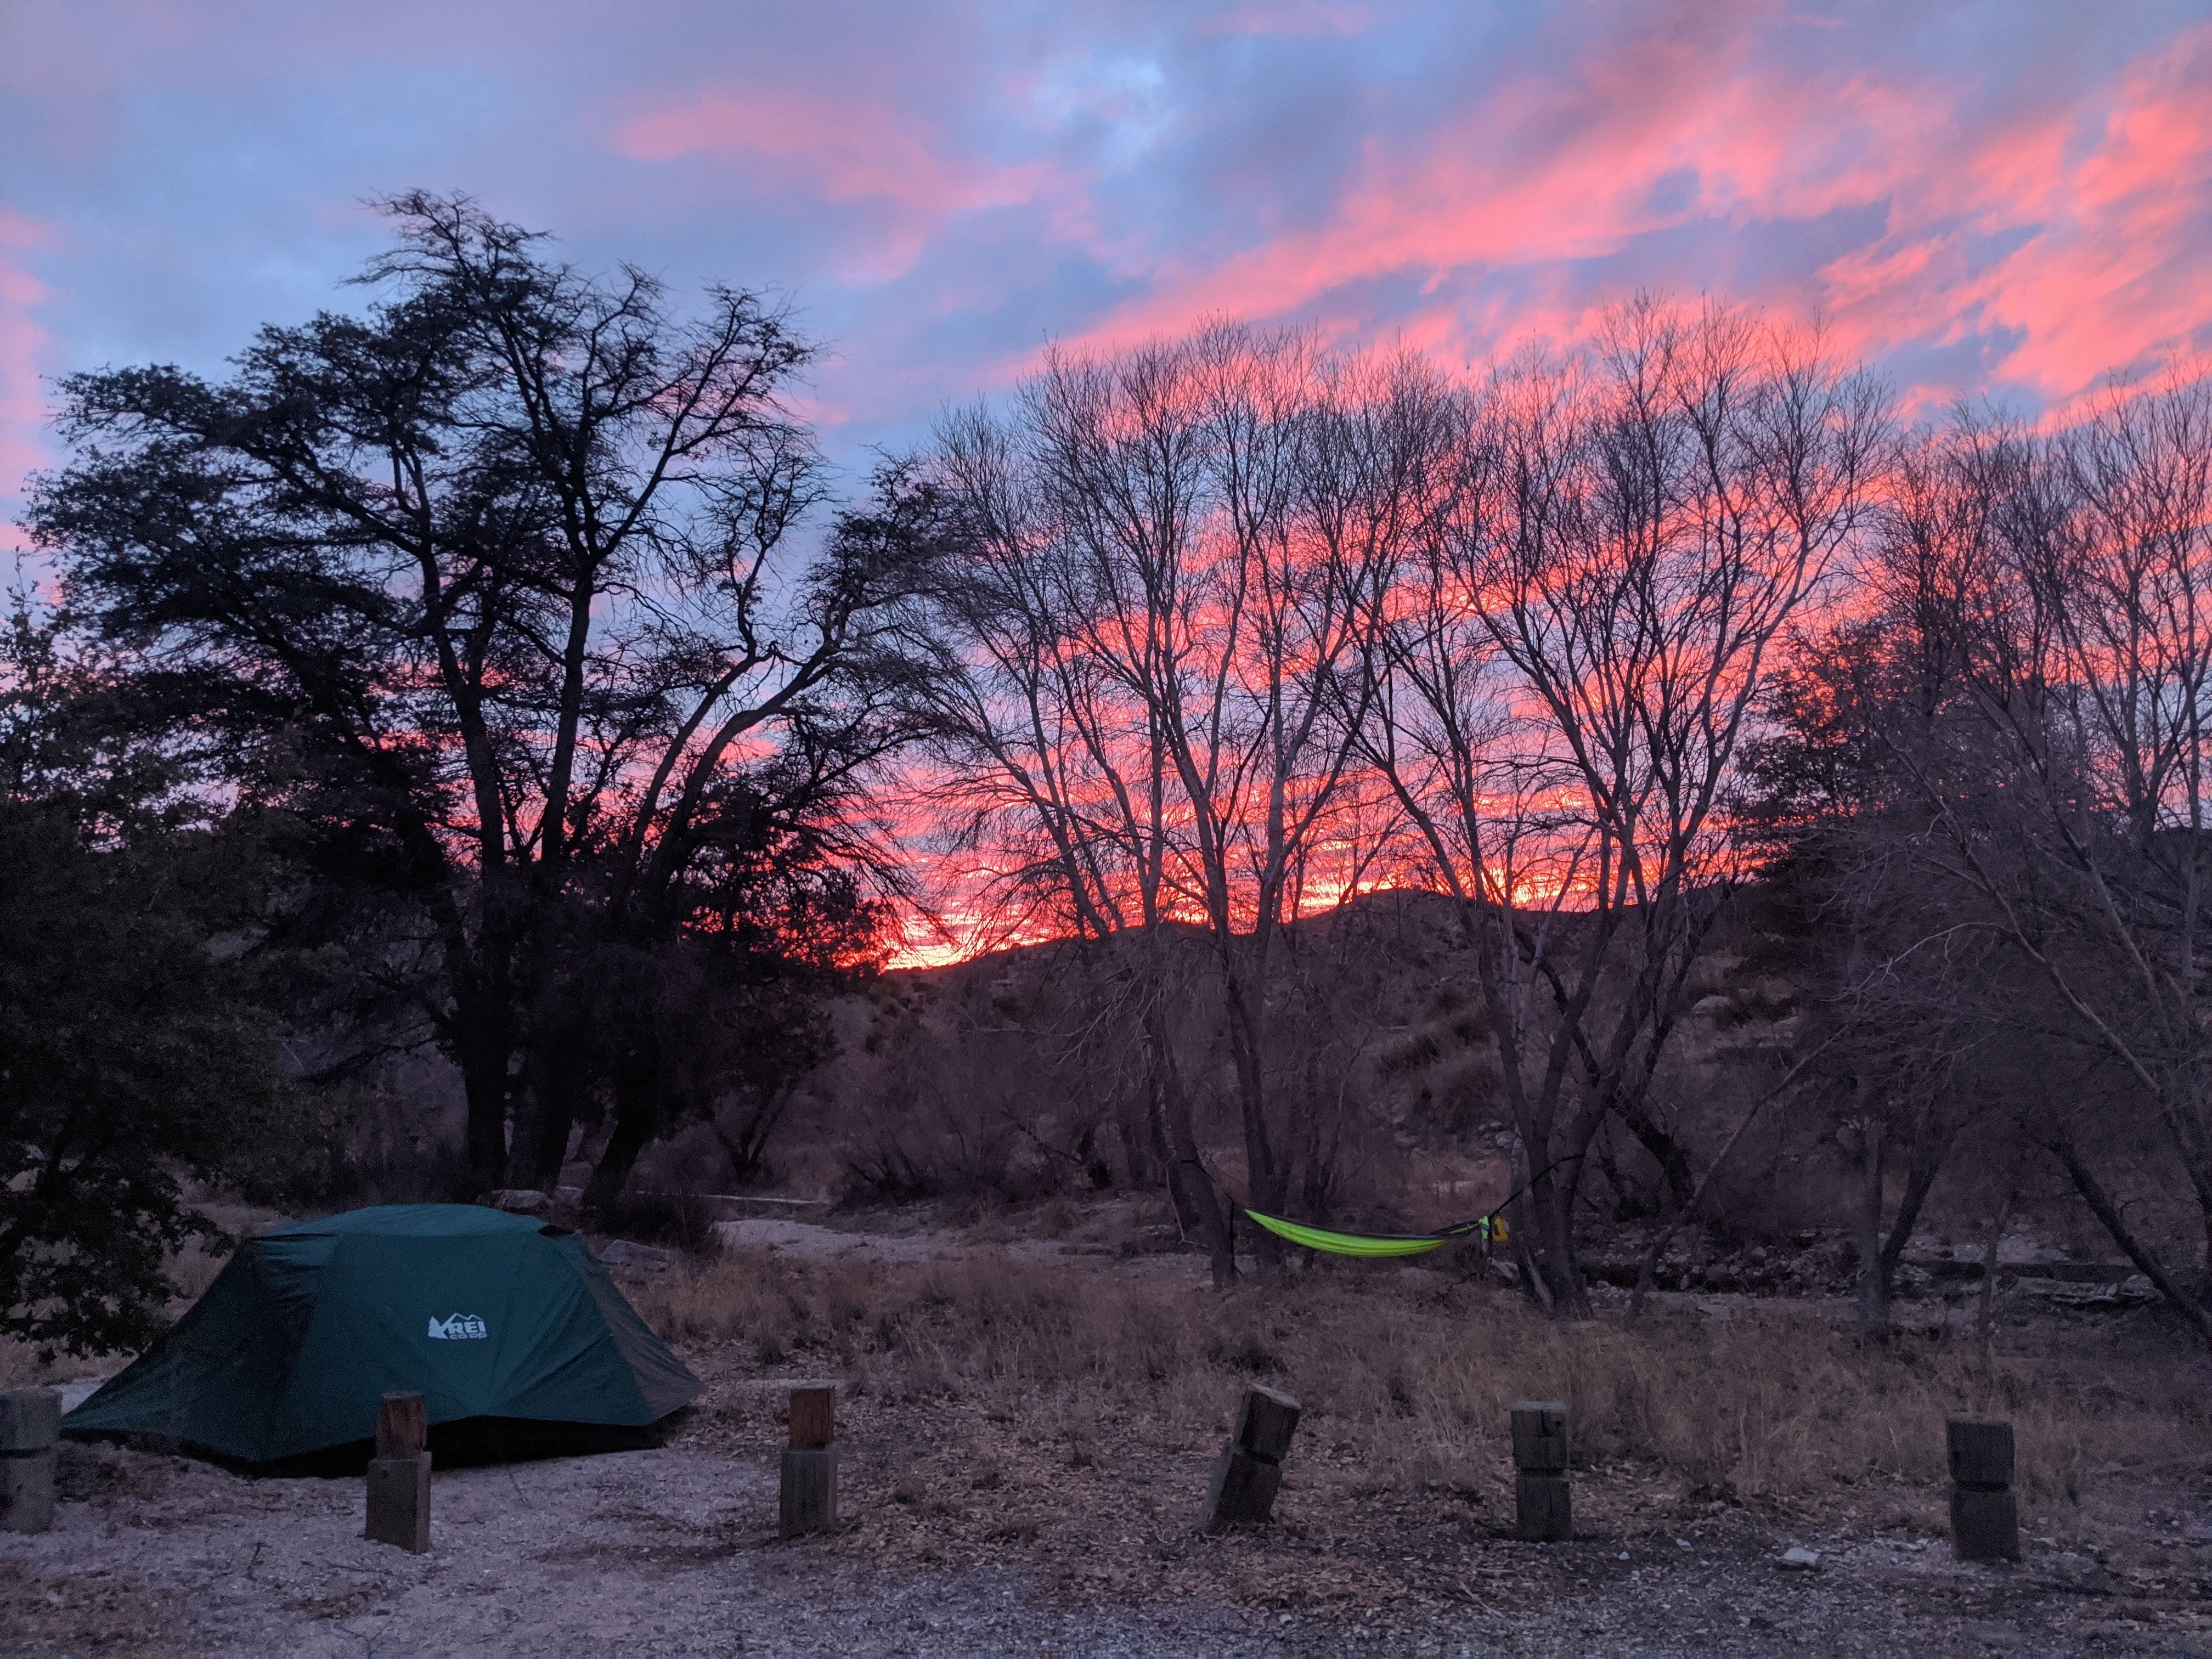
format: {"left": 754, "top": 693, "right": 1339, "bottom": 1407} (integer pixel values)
{"left": 636, "top": 1252, "right": 2201, "bottom": 1511}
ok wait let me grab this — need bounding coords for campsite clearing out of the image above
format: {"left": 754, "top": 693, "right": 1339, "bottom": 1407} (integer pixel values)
{"left": 3, "top": 1384, "right": 2208, "bottom": 1657}
{"left": 5, "top": 1209, "right": 2212, "bottom": 1657}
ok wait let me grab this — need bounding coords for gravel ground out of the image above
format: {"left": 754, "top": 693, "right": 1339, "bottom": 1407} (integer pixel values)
{"left": 5, "top": 1434, "right": 2211, "bottom": 1657}
{"left": 2, "top": 1441, "right": 1280, "bottom": 1659}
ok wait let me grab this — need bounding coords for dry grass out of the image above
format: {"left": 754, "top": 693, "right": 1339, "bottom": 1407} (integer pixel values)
{"left": 630, "top": 1249, "right": 2212, "bottom": 1621}
{"left": 639, "top": 1252, "right": 2203, "bottom": 1511}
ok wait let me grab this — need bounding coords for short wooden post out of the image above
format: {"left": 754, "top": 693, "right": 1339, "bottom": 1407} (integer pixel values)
{"left": 1511, "top": 1400, "right": 1571, "bottom": 1542}
{"left": 1203, "top": 1385, "right": 1301, "bottom": 1532}
{"left": 376, "top": 1390, "right": 428, "bottom": 1459}
{"left": 1, "top": 1389, "right": 61, "bottom": 1534}
{"left": 1946, "top": 1418, "right": 2019, "bottom": 1562}
{"left": 365, "top": 1390, "right": 431, "bottom": 1553}
{"left": 788, "top": 1385, "right": 835, "bottom": 1449}
{"left": 779, "top": 1385, "right": 838, "bottom": 1537}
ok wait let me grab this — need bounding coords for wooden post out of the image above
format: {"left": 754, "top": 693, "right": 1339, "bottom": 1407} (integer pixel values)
{"left": 779, "top": 1384, "right": 838, "bottom": 1537}
{"left": 788, "top": 1386, "right": 834, "bottom": 1449}
{"left": 1202, "top": 1385, "right": 1301, "bottom": 1532}
{"left": 365, "top": 1453, "right": 432, "bottom": 1553}
{"left": 1946, "top": 1418, "right": 2019, "bottom": 1562}
{"left": 365, "top": 1391, "right": 431, "bottom": 1553}
{"left": 1511, "top": 1401, "right": 1571, "bottom": 1542}
{"left": 0, "top": 1388, "right": 61, "bottom": 1535}
{"left": 376, "top": 1391, "right": 428, "bottom": 1459}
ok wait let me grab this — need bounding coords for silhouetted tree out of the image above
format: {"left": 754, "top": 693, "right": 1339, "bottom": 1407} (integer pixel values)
{"left": 1358, "top": 301, "right": 1891, "bottom": 1313}
{"left": 29, "top": 195, "right": 913, "bottom": 1201}
{"left": 0, "top": 596, "right": 328, "bottom": 1355}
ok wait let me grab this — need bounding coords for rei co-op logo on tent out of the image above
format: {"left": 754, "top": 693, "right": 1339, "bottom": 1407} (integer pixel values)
{"left": 426, "top": 1312, "right": 489, "bottom": 1341}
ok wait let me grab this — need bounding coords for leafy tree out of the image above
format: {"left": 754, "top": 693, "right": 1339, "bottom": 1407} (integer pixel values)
{"left": 29, "top": 195, "right": 916, "bottom": 1200}
{"left": 0, "top": 597, "right": 325, "bottom": 1356}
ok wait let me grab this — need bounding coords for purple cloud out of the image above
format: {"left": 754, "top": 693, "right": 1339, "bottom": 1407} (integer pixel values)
{"left": 5, "top": 0, "right": 2211, "bottom": 554}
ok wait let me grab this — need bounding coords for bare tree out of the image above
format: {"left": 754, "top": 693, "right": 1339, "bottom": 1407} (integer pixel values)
{"left": 889, "top": 399, "right": 1244, "bottom": 1283}
{"left": 896, "top": 326, "right": 1450, "bottom": 1279}
{"left": 1359, "top": 301, "right": 1891, "bottom": 1312}
{"left": 905, "top": 303, "right": 1884, "bottom": 1307}
{"left": 1856, "top": 377, "right": 2212, "bottom": 1336}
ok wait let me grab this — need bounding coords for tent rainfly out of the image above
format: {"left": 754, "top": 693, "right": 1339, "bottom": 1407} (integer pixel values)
{"left": 63, "top": 1204, "right": 701, "bottom": 1466}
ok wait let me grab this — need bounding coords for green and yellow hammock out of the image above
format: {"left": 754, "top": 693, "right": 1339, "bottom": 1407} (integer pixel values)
{"left": 1244, "top": 1209, "right": 1506, "bottom": 1259}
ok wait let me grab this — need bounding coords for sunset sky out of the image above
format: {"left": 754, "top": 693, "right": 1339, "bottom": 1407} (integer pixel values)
{"left": 5, "top": 2, "right": 2211, "bottom": 554}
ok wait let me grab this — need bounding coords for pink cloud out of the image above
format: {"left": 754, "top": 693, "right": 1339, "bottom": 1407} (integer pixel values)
{"left": 606, "top": 86, "right": 1078, "bottom": 285}
{"left": 9, "top": 0, "right": 2212, "bottom": 526}
{"left": 1011, "top": 13, "right": 2211, "bottom": 416}
{"left": 1952, "top": 29, "right": 2212, "bottom": 397}
{"left": 611, "top": 91, "right": 1052, "bottom": 216}
{"left": 1030, "top": 11, "right": 1929, "bottom": 359}
{"left": 1798, "top": 22, "right": 2212, "bottom": 404}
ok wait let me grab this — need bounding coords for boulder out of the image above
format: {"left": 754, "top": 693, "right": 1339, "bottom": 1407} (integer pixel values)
{"left": 598, "top": 1239, "right": 674, "bottom": 1273}
{"left": 477, "top": 1189, "right": 550, "bottom": 1215}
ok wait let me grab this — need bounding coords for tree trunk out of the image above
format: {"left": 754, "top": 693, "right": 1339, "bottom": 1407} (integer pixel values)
{"left": 527, "top": 1075, "right": 583, "bottom": 1195}
{"left": 1142, "top": 1074, "right": 1186, "bottom": 1223}
{"left": 509, "top": 1013, "right": 589, "bottom": 1193}
{"left": 1297, "top": 1059, "right": 1338, "bottom": 1222}
{"left": 1468, "top": 894, "right": 1604, "bottom": 1318}
{"left": 2050, "top": 1137, "right": 2212, "bottom": 1347}
{"left": 1217, "top": 954, "right": 1285, "bottom": 1277}
{"left": 1144, "top": 997, "right": 1238, "bottom": 1287}
{"left": 1170, "top": 1156, "right": 1239, "bottom": 1290}
{"left": 1594, "top": 1127, "right": 1662, "bottom": 1221}
{"left": 1876, "top": 1136, "right": 1946, "bottom": 1315}
{"left": 1854, "top": 1120, "right": 1889, "bottom": 1336}
{"left": 1617, "top": 1096, "right": 1697, "bottom": 1212}
{"left": 1504, "top": 1137, "right": 1551, "bottom": 1309}
{"left": 1520, "top": 1136, "right": 1590, "bottom": 1317}
{"left": 456, "top": 1020, "right": 512, "bottom": 1197}
{"left": 1119, "top": 1086, "right": 1165, "bottom": 1190}
{"left": 585, "top": 1052, "right": 662, "bottom": 1216}
{"left": 710, "top": 1088, "right": 793, "bottom": 1186}
{"left": 1089, "top": 951, "right": 1162, "bottom": 1188}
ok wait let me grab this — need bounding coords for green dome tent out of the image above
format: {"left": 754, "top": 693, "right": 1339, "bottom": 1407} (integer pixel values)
{"left": 63, "top": 1204, "right": 701, "bottom": 1468}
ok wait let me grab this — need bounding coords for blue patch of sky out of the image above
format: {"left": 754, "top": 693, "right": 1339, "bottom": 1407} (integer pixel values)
{"left": 1884, "top": 325, "right": 2038, "bottom": 420}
